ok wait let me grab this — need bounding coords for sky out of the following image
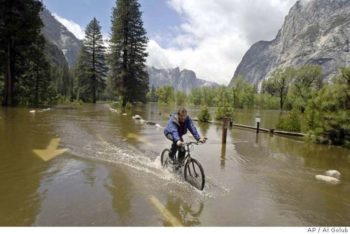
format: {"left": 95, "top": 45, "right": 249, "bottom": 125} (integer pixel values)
{"left": 42, "top": 0, "right": 298, "bottom": 85}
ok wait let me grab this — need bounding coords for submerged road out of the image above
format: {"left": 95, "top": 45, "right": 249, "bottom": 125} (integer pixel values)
{"left": 0, "top": 103, "right": 349, "bottom": 226}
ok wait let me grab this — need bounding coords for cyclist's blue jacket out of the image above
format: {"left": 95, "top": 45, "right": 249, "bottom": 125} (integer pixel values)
{"left": 164, "top": 112, "right": 201, "bottom": 142}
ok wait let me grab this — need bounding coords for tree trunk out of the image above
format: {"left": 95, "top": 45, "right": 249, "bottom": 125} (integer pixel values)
{"left": 92, "top": 29, "right": 97, "bottom": 104}
{"left": 92, "top": 75, "right": 96, "bottom": 103}
{"left": 122, "top": 96, "right": 127, "bottom": 108}
{"left": 3, "top": 42, "right": 14, "bottom": 106}
{"left": 280, "top": 89, "right": 284, "bottom": 111}
{"left": 35, "top": 67, "right": 39, "bottom": 107}
{"left": 76, "top": 88, "right": 80, "bottom": 101}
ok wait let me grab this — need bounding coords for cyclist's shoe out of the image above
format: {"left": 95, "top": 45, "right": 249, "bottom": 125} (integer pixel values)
{"left": 168, "top": 152, "right": 176, "bottom": 164}
{"left": 168, "top": 158, "right": 176, "bottom": 165}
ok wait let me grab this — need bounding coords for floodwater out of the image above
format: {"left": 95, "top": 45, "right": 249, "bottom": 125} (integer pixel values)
{"left": 0, "top": 103, "right": 349, "bottom": 226}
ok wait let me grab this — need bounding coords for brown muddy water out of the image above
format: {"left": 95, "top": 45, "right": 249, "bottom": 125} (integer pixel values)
{"left": 0, "top": 103, "right": 349, "bottom": 226}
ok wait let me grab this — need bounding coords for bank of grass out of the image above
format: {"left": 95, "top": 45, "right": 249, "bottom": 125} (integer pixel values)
{"left": 54, "top": 96, "right": 83, "bottom": 108}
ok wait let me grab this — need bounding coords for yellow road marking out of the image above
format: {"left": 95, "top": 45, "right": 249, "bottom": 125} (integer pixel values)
{"left": 127, "top": 133, "right": 154, "bottom": 146}
{"left": 149, "top": 195, "right": 182, "bottom": 226}
{"left": 33, "top": 138, "right": 68, "bottom": 162}
{"left": 97, "top": 134, "right": 177, "bottom": 226}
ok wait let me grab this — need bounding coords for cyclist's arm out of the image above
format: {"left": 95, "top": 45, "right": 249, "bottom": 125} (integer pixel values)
{"left": 187, "top": 117, "right": 201, "bottom": 141}
{"left": 168, "top": 121, "right": 181, "bottom": 142}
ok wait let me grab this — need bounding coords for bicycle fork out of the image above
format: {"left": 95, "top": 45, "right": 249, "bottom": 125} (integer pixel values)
{"left": 187, "top": 160, "right": 199, "bottom": 178}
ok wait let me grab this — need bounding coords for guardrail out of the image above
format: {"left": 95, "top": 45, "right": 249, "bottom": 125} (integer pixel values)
{"left": 192, "top": 118, "right": 306, "bottom": 137}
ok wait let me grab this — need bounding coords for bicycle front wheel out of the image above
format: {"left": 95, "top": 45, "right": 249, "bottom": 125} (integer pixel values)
{"left": 160, "top": 149, "right": 170, "bottom": 168}
{"left": 184, "top": 158, "right": 205, "bottom": 190}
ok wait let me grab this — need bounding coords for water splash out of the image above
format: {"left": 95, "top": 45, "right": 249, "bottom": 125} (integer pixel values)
{"left": 68, "top": 138, "right": 230, "bottom": 198}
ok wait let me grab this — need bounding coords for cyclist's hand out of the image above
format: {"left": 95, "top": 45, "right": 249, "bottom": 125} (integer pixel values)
{"left": 177, "top": 140, "right": 184, "bottom": 147}
{"left": 198, "top": 137, "right": 206, "bottom": 144}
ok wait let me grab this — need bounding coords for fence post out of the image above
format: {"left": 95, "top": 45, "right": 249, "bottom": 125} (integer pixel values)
{"left": 222, "top": 117, "right": 230, "bottom": 144}
{"left": 255, "top": 114, "right": 261, "bottom": 134}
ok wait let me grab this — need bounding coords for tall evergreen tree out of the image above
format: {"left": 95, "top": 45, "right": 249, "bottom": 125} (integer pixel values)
{"left": 75, "top": 18, "right": 107, "bottom": 103}
{"left": 19, "top": 37, "right": 56, "bottom": 107}
{"left": 74, "top": 45, "right": 90, "bottom": 101}
{"left": 110, "top": 0, "right": 149, "bottom": 107}
{"left": 0, "top": 0, "right": 45, "bottom": 106}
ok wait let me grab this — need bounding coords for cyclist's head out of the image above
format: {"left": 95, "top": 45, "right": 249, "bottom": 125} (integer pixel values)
{"left": 177, "top": 107, "right": 187, "bottom": 123}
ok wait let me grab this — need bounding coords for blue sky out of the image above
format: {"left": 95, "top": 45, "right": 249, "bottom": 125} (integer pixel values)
{"left": 42, "top": 0, "right": 182, "bottom": 48}
{"left": 42, "top": 0, "right": 298, "bottom": 85}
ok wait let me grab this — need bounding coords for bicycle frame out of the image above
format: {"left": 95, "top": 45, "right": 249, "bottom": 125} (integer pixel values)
{"left": 161, "top": 138, "right": 207, "bottom": 190}
{"left": 175, "top": 141, "right": 202, "bottom": 168}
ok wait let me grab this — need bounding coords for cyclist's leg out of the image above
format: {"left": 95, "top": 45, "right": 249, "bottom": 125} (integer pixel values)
{"left": 177, "top": 137, "right": 185, "bottom": 162}
{"left": 165, "top": 133, "right": 177, "bottom": 161}
{"left": 177, "top": 147, "right": 186, "bottom": 163}
{"left": 170, "top": 142, "right": 178, "bottom": 161}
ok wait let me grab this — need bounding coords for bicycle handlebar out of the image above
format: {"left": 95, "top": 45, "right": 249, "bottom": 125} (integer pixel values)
{"left": 185, "top": 137, "right": 208, "bottom": 146}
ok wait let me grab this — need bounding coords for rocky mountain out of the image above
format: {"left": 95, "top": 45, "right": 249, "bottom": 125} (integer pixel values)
{"left": 230, "top": 0, "right": 350, "bottom": 87}
{"left": 40, "top": 8, "right": 82, "bottom": 68}
{"left": 44, "top": 39, "right": 69, "bottom": 70}
{"left": 147, "top": 67, "right": 219, "bottom": 93}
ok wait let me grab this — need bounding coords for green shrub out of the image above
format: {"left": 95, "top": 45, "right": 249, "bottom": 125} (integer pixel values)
{"left": 57, "top": 95, "right": 71, "bottom": 105}
{"left": 198, "top": 106, "right": 211, "bottom": 122}
{"left": 215, "top": 106, "right": 234, "bottom": 121}
{"left": 111, "top": 101, "right": 121, "bottom": 109}
{"left": 301, "top": 71, "right": 350, "bottom": 147}
{"left": 255, "top": 93, "right": 280, "bottom": 110}
{"left": 125, "top": 102, "right": 133, "bottom": 109}
{"left": 175, "top": 91, "right": 186, "bottom": 105}
{"left": 276, "top": 109, "right": 301, "bottom": 132}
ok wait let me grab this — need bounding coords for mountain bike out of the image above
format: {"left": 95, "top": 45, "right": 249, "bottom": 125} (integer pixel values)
{"left": 161, "top": 138, "right": 207, "bottom": 190}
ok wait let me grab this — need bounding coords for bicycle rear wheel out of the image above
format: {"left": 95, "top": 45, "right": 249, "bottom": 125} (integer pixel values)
{"left": 160, "top": 149, "right": 170, "bottom": 168}
{"left": 184, "top": 158, "right": 205, "bottom": 190}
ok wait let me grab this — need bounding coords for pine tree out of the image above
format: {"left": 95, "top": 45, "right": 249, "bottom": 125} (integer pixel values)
{"left": 0, "top": 0, "right": 45, "bottom": 106}
{"left": 19, "top": 37, "right": 56, "bottom": 107}
{"left": 110, "top": 0, "right": 149, "bottom": 107}
{"left": 75, "top": 18, "right": 107, "bottom": 103}
{"left": 74, "top": 45, "right": 91, "bottom": 102}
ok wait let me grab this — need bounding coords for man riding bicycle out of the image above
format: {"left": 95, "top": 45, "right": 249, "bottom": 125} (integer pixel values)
{"left": 164, "top": 107, "right": 206, "bottom": 163}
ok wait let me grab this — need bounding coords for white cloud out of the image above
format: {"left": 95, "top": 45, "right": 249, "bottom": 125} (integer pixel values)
{"left": 102, "top": 33, "right": 111, "bottom": 51}
{"left": 147, "top": 0, "right": 297, "bottom": 85}
{"left": 52, "top": 13, "right": 85, "bottom": 40}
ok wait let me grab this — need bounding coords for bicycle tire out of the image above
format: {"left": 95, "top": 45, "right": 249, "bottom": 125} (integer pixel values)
{"left": 160, "top": 149, "right": 170, "bottom": 168}
{"left": 184, "top": 158, "right": 205, "bottom": 190}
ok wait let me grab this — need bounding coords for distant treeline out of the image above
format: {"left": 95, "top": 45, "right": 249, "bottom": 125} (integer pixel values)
{"left": 148, "top": 65, "right": 350, "bottom": 148}
{"left": 0, "top": 0, "right": 149, "bottom": 107}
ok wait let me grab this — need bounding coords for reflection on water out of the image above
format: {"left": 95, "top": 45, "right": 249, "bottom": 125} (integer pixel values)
{"left": 105, "top": 167, "right": 133, "bottom": 225}
{"left": 0, "top": 107, "right": 57, "bottom": 226}
{"left": 0, "top": 104, "right": 349, "bottom": 226}
{"left": 220, "top": 144, "right": 227, "bottom": 169}
{"left": 232, "top": 109, "right": 282, "bottom": 129}
{"left": 163, "top": 194, "right": 204, "bottom": 226}
{"left": 230, "top": 127, "right": 350, "bottom": 225}
{"left": 197, "top": 122, "right": 209, "bottom": 138}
